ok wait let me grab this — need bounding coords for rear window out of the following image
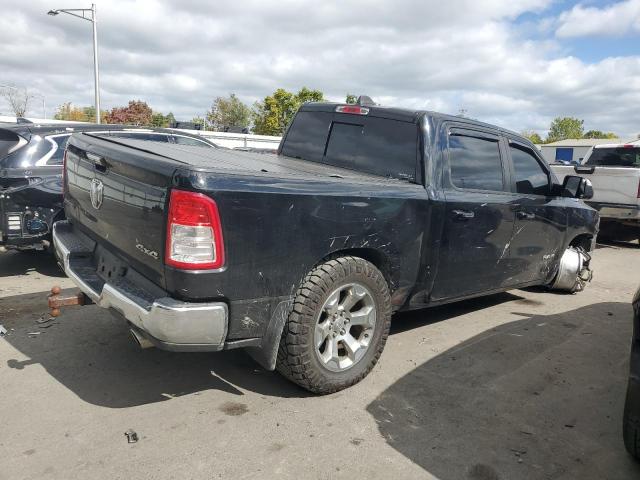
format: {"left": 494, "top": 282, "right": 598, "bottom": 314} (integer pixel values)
{"left": 585, "top": 147, "right": 640, "bottom": 167}
{"left": 0, "top": 129, "right": 25, "bottom": 161}
{"left": 47, "top": 135, "right": 71, "bottom": 166}
{"left": 4, "top": 134, "right": 53, "bottom": 168}
{"left": 282, "top": 111, "right": 417, "bottom": 181}
{"left": 281, "top": 111, "right": 332, "bottom": 162}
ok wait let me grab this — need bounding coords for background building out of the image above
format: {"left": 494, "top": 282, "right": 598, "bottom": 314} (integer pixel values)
{"left": 539, "top": 138, "right": 640, "bottom": 164}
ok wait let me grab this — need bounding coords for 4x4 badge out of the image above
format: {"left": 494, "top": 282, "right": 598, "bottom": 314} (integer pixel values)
{"left": 90, "top": 178, "right": 104, "bottom": 210}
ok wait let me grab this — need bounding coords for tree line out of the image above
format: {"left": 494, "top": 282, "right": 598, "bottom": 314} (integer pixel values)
{"left": 52, "top": 87, "right": 360, "bottom": 135}
{"left": 522, "top": 117, "right": 618, "bottom": 144}
{"left": 39, "top": 89, "right": 627, "bottom": 141}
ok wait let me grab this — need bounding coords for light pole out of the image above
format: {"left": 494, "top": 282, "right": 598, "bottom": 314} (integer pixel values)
{"left": 0, "top": 84, "right": 46, "bottom": 119}
{"left": 47, "top": 4, "right": 100, "bottom": 124}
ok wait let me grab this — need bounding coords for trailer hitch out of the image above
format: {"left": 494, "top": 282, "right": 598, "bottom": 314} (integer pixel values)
{"left": 47, "top": 286, "right": 91, "bottom": 317}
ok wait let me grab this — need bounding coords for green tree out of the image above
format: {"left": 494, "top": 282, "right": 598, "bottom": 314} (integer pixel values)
{"left": 583, "top": 130, "right": 618, "bottom": 139}
{"left": 546, "top": 117, "right": 584, "bottom": 143}
{"left": 82, "top": 105, "right": 107, "bottom": 123}
{"left": 252, "top": 87, "right": 324, "bottom": 136}
{"left": 521, "top": 130, "right": 544, "bottom": 144}
{"left": 206, "top": 94, "right": 251, "bottom": 131}
{"left": 191, "top": 116, "right": 205, "bottom": 129}
{"left": 345, "top": 94, "right": 357, "bottom": 104}
{"left": 150, "top": 112, "right": 168, "bottom": 127}
{"left": 54, "top": 103, "right": 106, "bottom": 122}
{"left": 165, "top": 112, "right": 176, "bottom": 127}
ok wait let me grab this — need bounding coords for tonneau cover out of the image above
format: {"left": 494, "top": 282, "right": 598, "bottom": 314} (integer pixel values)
{"left": 84, "top": 134, "right": 404, "bottom": 184}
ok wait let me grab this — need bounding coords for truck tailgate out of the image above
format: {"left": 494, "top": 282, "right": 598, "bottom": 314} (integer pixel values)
{"left": 64, "top": 134, "right": 179, "bottom": 288}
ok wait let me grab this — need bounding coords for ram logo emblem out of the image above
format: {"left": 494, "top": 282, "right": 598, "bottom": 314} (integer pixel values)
{"left": 89, "top": 178, "right": 104, "bottom": 210}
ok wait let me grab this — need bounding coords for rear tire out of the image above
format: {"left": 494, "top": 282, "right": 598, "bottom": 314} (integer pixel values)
{"left": 276, "top": 256, "right": 391, "bottom": 394}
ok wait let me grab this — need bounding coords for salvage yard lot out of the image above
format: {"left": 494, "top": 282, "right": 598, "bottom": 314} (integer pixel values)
{"left": 1, "top": 245, "right": 640, "bottom": 480}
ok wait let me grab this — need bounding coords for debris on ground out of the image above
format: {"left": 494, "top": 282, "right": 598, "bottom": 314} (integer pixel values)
{"left": 0, "top": 324, "right": 7, "bottom": 336}
{"left": 124, "top": 429, "right": 139, "bottom": 444}
{"left": 36, "top": 316, "right": 55, "bottom": 325}
{"left": 27, "top": 332, "right": 41, "bottom": 336}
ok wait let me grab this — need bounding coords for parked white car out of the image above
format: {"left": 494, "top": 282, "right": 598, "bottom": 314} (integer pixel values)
{"left": 551, "top": 141, "right": 640, "bottom": 241}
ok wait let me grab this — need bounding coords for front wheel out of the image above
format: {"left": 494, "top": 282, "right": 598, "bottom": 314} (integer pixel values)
{"left": 550, "top": 246, "right": 593, "bottom": 293}
{"left": 276, "top": 256, "right": 392, "bottom": 394}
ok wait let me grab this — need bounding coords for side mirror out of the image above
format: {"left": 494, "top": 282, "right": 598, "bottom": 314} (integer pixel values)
{"left": 562, "top": 175, "right": 594, "bottom": 200}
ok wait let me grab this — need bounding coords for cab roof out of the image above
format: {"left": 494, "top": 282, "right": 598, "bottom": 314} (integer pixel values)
{"left": 299, "top": 102, "right": 523, "bottom": 139}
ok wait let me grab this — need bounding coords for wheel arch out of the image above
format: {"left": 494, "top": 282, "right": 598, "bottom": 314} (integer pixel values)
{"left": 247, "top": 247, "right": 394, "bottom": 373}
{"left": 568, "top": 233, "right": 595, "bottom": 252}
{"left": 322, "top": 247, "right": 393, "bottom": 287}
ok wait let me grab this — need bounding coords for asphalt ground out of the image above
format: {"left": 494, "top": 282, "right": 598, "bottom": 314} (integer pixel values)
{"left": 1, "top": 243, "right": 639, "bottom": 479}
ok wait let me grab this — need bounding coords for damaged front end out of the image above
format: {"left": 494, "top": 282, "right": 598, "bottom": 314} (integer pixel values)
{"left": 0, "top": 172, "right": 63, "bottom": 251}
{"left": 550, "top": 246, "right": 593, "bottom": 293}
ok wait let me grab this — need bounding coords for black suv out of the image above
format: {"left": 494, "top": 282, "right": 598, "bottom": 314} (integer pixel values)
{"left": 0, "top": 123, "right": 218, "bottom": 251}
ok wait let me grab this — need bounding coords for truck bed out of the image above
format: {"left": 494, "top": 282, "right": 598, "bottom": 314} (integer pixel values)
{"left": 86, "top": 134, "right": 407, "bottom": 185}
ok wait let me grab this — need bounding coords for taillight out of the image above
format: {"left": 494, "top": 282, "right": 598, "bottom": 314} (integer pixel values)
{"left": 165, "top": 190, "right": 225, "bottom": 270}
{"left": 335, "top": 105, "right": 369, "bottom": 115}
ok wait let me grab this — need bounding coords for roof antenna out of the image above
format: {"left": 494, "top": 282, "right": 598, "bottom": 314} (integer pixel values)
{"left": 357, "top": 95, "right": 376, "bottom": 107}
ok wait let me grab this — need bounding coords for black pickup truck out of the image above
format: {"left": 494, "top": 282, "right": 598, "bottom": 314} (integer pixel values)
{"left": 53, "top": 100, "right": 599, "bottom": 393}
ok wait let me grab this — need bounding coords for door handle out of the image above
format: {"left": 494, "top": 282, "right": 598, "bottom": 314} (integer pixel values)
{"left": 452, "top": 209, "right": 475, "bottom": 220}
{"left": 517, "top": 211, "right": 535, "bottom": 220}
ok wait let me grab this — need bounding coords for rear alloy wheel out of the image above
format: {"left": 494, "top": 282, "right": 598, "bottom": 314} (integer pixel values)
{"left": 314, "top": 283, "right": 377, "bottom": 372}
{"left": 276, "top": 256, "right": 391, "bottom": 394}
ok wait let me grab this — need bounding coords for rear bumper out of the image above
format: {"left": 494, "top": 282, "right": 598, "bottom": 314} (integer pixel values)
{"left": 53, "top": 220, "right": 228, "bottom": 352}
{"left": 587, "top": 201, "right": 640, "bottom": 221}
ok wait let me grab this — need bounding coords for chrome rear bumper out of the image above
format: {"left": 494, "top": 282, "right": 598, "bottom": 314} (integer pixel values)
{"left": 53, "top": 221, "right": 228, "bottom": 352}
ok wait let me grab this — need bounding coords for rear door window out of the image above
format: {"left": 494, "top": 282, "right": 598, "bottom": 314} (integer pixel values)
{"left": 510, "top": 143, "right": 550, "bottom": 195}
{"left": 585, "top": 147, "right": 640, "bottom": 167}
{"left": 448, "top": 132, "right": 505, "bottom": 191}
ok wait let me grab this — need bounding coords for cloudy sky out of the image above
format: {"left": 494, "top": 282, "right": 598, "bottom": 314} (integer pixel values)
{"left": 1, "top": 0, "right": 639, "bottom": 137}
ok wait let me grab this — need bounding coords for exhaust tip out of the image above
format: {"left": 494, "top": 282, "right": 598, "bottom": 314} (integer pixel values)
{"left": 129, "top": 328, "right": 154, "bottom": 349}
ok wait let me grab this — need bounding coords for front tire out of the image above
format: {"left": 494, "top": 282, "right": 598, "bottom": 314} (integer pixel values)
{"left": 276, "top": 256, "right": 391, "bottom": 394}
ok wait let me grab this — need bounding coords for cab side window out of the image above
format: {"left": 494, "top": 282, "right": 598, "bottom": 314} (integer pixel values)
{"left": 448, "top": 133, "right": 504, "bottom": 191}
{"left": 510, "top": 144, "right": 549, "bottom": 195}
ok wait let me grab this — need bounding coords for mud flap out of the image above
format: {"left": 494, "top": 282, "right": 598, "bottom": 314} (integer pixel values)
{"left": 246, "top": 298, "right": 293, "bottom": 371}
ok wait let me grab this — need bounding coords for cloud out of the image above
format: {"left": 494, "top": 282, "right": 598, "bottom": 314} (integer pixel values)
{"left": 0, "top": 0, "right": 639, "bottom": 137}
{"left": 556, "top": 0, "right": 640, "bottom": 38}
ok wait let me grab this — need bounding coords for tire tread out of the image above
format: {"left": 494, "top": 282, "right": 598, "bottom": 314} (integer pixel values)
{"left": 276, "top": 256, "right": 391, "bottom": 394}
